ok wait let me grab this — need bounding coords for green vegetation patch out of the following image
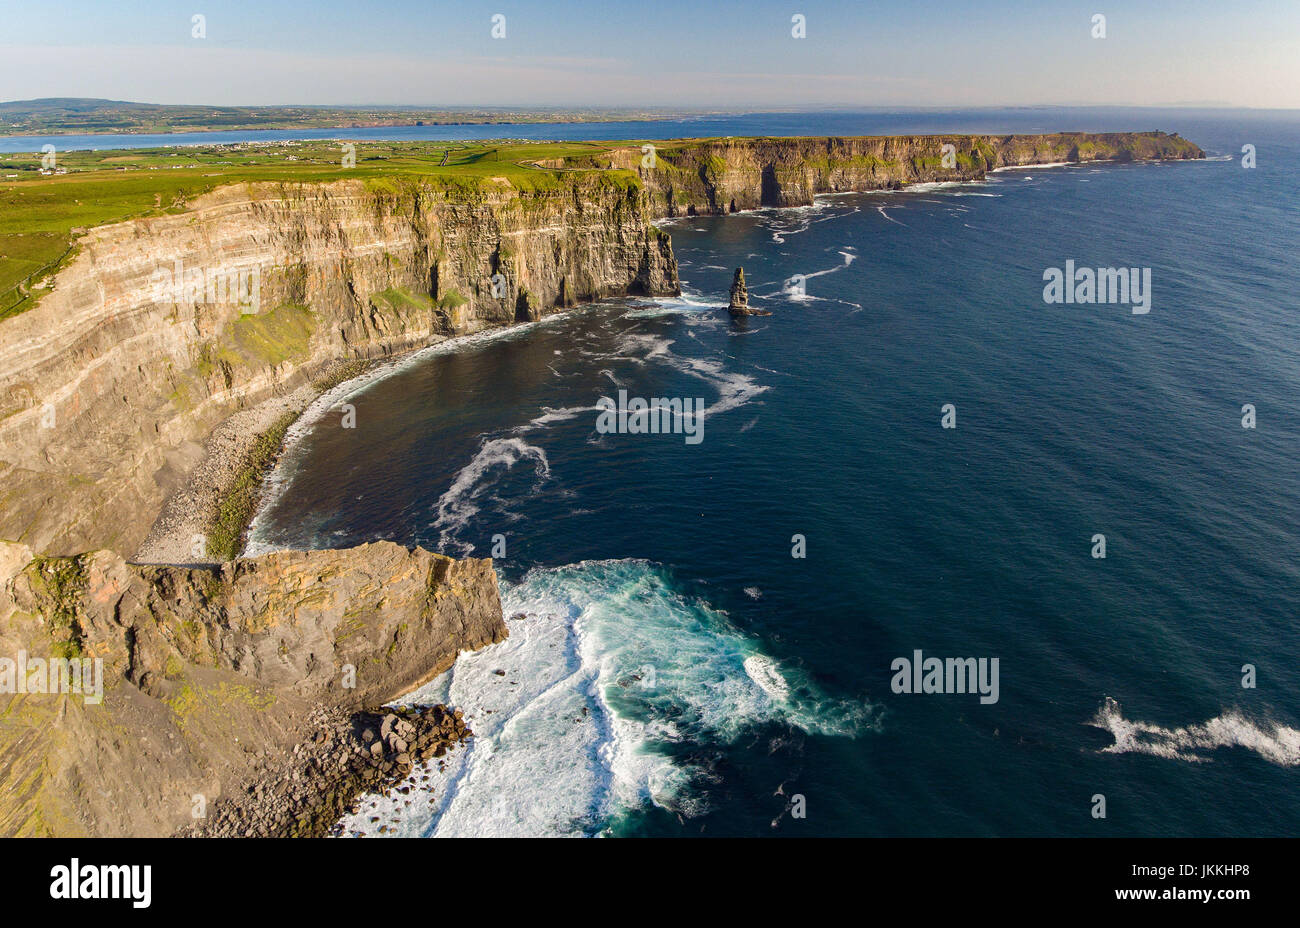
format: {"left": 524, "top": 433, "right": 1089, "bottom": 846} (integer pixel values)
{"left": 0, "top": 139, "right": 624, "bottom": 320}
{"left": 207, "top": 408, "right": 300, "bottom": 561}
{"left": 26, "top": 555, "right": 88, "bottom": 656}
{"left": 437, "top": 289, "right": 467, "bottom": 310}
{"left": 0, "top": 133, "right": 1199, "bottom": 322}
{"left": 371, "top": 287, "right": 433, "bottom": 317}
{"left": 222, "top": 303, "right": 315, "bottom": 368}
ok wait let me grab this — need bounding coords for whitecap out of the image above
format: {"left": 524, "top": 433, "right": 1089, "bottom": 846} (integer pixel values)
{"left": 337, "top": 560, "right": 877, "bottom": 837}
{"left": 993, "top": 161, "right": 1074, "bottom": 171}
{"left": 1087, "top": 697, "right": 1300, "bottom": 766}
{"left": 516, "top": 405, "right": 599, "bottom": 432}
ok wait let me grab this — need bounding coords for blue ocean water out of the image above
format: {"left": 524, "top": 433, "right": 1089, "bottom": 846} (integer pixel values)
{"left": 247, "top": 110, "right": 1300, "bottom": 837}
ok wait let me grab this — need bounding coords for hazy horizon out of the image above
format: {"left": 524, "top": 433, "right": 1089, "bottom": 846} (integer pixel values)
{"left": 2, "top": 0, "right": 1297, "bottom": 111}
{"left": 6, "top": 99, "right": 1299, "bottom": 112}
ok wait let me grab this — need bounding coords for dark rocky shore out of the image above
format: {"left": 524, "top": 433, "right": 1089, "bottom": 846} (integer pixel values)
{"left": 185, "top": 703, "right": 470, "bottom": 838}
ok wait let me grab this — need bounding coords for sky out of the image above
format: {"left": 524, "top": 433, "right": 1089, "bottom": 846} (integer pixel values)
{"left": 1, "top": 0, "right": 1297, "bottom": 109}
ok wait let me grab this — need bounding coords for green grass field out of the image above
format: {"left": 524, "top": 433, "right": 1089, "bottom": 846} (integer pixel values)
{"left": 0, "top": 99, "right": 681, "bottom": 136}
{"left": 0, "top": 139, "right": 640, "bottom": 319}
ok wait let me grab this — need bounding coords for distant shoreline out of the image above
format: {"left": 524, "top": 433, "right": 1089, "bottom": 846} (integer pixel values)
{"left": 0, "top": 117, "right": 676, "bottom": 140}
{"left": 0, "top": 99, "right": 706, "bottom": 139}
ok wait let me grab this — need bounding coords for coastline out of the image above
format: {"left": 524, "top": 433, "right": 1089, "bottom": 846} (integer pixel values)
{"left": 0, "top": 130, "right": 1207, "bottom": 836}
{"left": 182, "top": 153, "right": 1203, "bottom": 570}
{"left": 139, "top": 303, "right": 591, "bottom": 568}
{"left": 184, "top": 703, "right": 472, "bottom": 838}
{"left": 134, "top": 356, "right": 368, "bottom": 565}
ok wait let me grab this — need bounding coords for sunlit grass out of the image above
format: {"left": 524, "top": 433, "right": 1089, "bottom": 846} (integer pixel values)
{"left": 0, "top": 138, "right": 629, "bottom": 318}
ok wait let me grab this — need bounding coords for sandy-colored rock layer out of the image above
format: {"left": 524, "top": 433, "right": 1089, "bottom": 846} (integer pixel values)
{"left": 0, "top": 539, "right": 504, "bottom": 836}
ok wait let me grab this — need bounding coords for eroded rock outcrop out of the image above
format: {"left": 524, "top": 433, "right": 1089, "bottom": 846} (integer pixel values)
{"left": 0, "top": 539, "right": 504, "bottom": 836}
{"left": 729, "top": 267, "right": 750, "bottom": 315}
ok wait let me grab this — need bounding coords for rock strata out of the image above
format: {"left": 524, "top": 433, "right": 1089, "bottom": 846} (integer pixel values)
{"left": 0, "top": 176, "right": 680, "bottom": 558}
{"left": 0, "top": 539, "right": 504, "bottom": 836}
{"left": 601, "top": 132, "right": 1207, "bottom": 217}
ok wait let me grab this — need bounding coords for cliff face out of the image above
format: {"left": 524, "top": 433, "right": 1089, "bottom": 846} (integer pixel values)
{"left": 0, "top": 175, "right": 678, "bottom": 557}
{"left": 586, "top": 132, "right": 1205, "bottom": 216}
{"left": 0, "top": 539, "right": 505, "bottom": 836}
{"left": 0, "top": 131, "right": 1206, "bottom": 837}
{"left": 0, "top": 132, "right": 1202, "bottom": 559}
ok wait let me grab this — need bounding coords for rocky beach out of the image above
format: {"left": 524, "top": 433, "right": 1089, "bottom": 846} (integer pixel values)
{"left": 186, "top": 703, "right": 472, "bottom": 837}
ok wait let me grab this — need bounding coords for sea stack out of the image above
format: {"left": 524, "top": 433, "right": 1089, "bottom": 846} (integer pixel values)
{"left": 729, "top": 267, "right": 750, "bottom": 315}
{"left": 728, "top": 267, "right": 770, "bottom": 316}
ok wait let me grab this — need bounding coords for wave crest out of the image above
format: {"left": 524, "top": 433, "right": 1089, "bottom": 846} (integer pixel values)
{"left": 339, "top": 560, "right": 876, "bottom": 837}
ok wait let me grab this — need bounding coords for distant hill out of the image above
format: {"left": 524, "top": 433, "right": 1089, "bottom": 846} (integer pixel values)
{"left": 0, "top": 98, "right": 679, "bottom": 136}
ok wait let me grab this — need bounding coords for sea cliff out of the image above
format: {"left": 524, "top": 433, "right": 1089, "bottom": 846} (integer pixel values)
{"left": 584, "top": 132, "right": 1204, "bottom": 215}
{"left": 0, "top": 539, "right": 504, "bottom": 836}
{"left": 0, "top": 133, "right": 1203, "bottom": 560}
{"left": 0, "top": 131, "right": 1204, "bottom": 836}
{"left": 0, "top": 174, "right": 678, "bottom": 558}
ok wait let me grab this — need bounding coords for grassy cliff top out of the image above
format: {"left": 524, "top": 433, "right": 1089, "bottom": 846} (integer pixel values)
{"left": 0, "top": 139, "right": 633, "bottom": 319}
{"left": 0, "top": 131, "right": 1200, "bottom": 320}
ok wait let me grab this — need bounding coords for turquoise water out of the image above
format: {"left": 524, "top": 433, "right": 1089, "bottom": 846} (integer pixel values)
{"left": 249, "top": 111, "right": 1300, "bottom": 836}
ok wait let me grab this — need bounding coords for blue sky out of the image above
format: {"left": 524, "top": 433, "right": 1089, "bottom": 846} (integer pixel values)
{"left": 1, "top": 0, "right": 1297, "bottom": 108}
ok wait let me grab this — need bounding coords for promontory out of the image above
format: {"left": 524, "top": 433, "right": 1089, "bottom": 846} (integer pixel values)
{"left": 0, "top": 130, "right": 1204, "bottom": 835}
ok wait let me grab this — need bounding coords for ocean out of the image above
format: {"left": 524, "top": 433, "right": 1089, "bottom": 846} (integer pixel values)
{"left": 244, "top": 109, "right": 1300, "bottom": 837}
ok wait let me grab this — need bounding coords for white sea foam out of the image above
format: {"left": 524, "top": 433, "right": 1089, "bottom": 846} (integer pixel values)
{"left": 743, "top": 655, "right": 790, "bottom": 702}
{"left": 623, "top": 289, "right": 726, "bottom": 321}
{"left": 753, "top": 199, "right": 855, "bottom": 243}
{"left": 749, "top": 248, "right": 858, "bottom": 310}
{"left": 667, "top": 353, "right": 768, "bottom": 416}
{"left": 993, "top": 161, "right": 1074, "bottom": 171}
{"left": 876, "top": 205, "right": 905, "bottom": 226}
{"left": 899, "top": 181, "right": 972, "bottom": 193}
{"left": 335, "top": 559, "right": 876, "bottom": 837}
{"left": 616, "top": 331, "right": 676, "bottom": 363}
{"left": 244, "top": 314, "right": 580, "bottom": 555}
{"left": 604, "top": 330, "right": 768, "bottom": 417}
{"left": 518, "top": 404, "right": 599, "bottom": 431}
{"left": 1087, "top": 697, "right": 1300, "bottom": 766}
{"left": 431, "top": 437, "right": 551, "bottom": 555}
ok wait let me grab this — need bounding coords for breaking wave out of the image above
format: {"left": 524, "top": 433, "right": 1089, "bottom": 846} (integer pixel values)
{"left": 337, "top": 560, "right": 876, "bottom": 837}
